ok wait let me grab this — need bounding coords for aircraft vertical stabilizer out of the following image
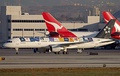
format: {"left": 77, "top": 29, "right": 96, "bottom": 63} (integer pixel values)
{"left": 103, "top": 11, "right": 120, "bottom": 39}
{"left": 95, "top": 19, "right": 116, "bottom": 38}
{"left": 42, "top": 12, "right": 77, "bottom": 37}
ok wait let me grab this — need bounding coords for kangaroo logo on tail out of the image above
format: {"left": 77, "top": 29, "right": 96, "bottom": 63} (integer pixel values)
{"left": 45, "top": 20, "right": 63, "bottom": 32}
{"left": 42, "top": 12, "right": 77, "bottom": 37}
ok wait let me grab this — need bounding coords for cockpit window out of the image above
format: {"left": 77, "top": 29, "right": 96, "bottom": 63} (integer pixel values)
{"left": 19, "top": 37, "right": 25, "bottom": 42}
{"left": 7, "top": 41, "right": 12, "bottom": 43}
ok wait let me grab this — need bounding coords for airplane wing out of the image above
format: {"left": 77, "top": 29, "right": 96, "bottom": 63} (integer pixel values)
{"left": 52, "top": 41, "right": 84, "bottom": 47}
{"left": 51, "top": 37, "right": 93, "bottom": 48}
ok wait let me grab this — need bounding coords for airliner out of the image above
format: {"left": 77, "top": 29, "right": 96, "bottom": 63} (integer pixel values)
{"left": 42, "top": 12, "right": 118, "bottom": 49}
{"left": 103, "top": 11, "right": 120, "bottom": 39}
{"left": 42, "top": 12, "right": 98, "bottom": 38}
{"left": 3, "top": 19, "right": 116, "bottom": 54}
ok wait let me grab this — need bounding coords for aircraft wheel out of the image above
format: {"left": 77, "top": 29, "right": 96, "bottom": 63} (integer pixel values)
{"left": 33, "top": 48, "right": 38, "bottom": 53}
{"left": 63, "top": 51, "right": 68, "bottom": 54}
{"left": 33, "top": 49, "right": 36, "bottom": 53}
{"left": 15, "top": 48, "right": 19, "bottom": 54}
{"left": 16, "top": 52, "right": 19, "bottom": 54}
{"left": 54, "top": 52, "right": 57, "bottom": 54}
{"left": 63, "top": 52, "right": 65, "bottom": 54}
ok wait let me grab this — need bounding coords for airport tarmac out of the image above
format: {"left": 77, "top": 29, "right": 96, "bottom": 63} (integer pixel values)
{"left": 0, "top": 49, "right": 120, "bottom": 68}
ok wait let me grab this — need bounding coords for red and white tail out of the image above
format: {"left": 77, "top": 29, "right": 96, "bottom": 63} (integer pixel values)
{"left": 102, "top": 11, "right": 116, "bottom": 23}
{"left": 103, "top": 11, "right": 120, "bottom": 39}
{"left": 42, "top": 12, "right": 77, "bottom": 37}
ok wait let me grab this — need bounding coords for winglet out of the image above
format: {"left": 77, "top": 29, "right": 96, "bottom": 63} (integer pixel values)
{"left": 95, "top": 19, "right": 116, "bottom": 38}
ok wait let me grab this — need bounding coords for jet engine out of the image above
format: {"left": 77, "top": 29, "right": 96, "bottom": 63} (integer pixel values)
{"left": 50, "top": 45, "right": 64, "bottom": 54}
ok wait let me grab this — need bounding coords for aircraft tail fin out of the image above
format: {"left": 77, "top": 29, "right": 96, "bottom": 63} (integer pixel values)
{"left": 42, "top": 12, "right": 77, "bottom": 37}
{"left": 102, "top": 11, "right": 120, "bottom": 39}
{"left": 102, "top": 11, "right": 120, "bottom": 32}
{"left": 42, "top": 12, "right": 62, "bottom": 33}
{"left": 95, "top": 19, "right": 116, "bottom": 38}
{"left": 102, "top": 11, "right": 116, "bottom": 23}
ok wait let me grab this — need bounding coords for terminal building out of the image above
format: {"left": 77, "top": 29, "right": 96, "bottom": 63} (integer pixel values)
{"left": 0, "top": 6, "right": 101, "bottom": 46}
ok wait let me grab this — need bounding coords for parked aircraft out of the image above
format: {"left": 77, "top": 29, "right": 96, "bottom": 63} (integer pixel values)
{"left": 3, "top": 19, "right": 116, "bottom": 54}
{"left": 103, "top": 11, "right": 120, "bottom": 39}
{"left": 43, "top": 12, "right": 120, "bottom": 40}
{"left": 42, "top": 12, "right": 98, "bottom": 38}
{"left": 42, "top": 12, "right": 118, "bottom": 49}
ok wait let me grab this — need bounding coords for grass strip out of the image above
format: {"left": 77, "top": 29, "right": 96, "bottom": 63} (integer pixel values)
{"left": 0, "top": 67, "right": 120, "bottom": 76}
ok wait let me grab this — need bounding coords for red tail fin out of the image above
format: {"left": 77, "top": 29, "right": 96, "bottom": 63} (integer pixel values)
{"left": 102, "top": 11, "right": 116, "bottom": 23}
{"left": 42, "top": 12, "right": 77, "bottom": 37}
{"left": 103, "top": 11, "right": 120, "bottom": 39}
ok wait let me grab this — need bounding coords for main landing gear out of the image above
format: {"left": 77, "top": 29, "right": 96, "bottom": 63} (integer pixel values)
{"left": 54, "top": 48, "right": 68, "bottom": 54}
{"left": 54, "top": 51, "right": 68, "bottom": 54}
{"left": 33, "top": 48, "right": 38, "bottom": 53}
{"left": 63, "top": 48, "right": 68, "bottom": 54}
{"left": 62, "top": 51, "right": 68, "bottom": 54}
{"left": 77, "top": 49, "right": 83, "bottom": 53}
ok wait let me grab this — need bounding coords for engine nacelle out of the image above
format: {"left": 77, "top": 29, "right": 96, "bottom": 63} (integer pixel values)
{"left": 52, "top": 47, "right": 63, "bottom": 53}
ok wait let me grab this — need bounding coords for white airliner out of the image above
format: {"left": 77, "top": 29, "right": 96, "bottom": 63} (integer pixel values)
{"left": 3, "top": 19, "right": 116, "bottom": 54}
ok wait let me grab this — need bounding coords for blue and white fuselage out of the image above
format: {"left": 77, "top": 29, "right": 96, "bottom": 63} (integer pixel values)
{"left": 3, "top": 37, "right": 114, "bottom": 54}
{"left": 3, "top": 37, "right": 81, "bottom": 48}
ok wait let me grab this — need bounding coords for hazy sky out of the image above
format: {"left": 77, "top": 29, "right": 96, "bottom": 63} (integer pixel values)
{"left": 0, "top": 0, "right": 120, "bottom": 7}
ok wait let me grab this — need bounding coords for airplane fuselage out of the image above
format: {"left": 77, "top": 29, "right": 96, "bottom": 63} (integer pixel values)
{"left": 3, "top": 37, "right": 114, "bottom": 49}
{"left": 3, "top": 37, "right": 80, "bottom": 48}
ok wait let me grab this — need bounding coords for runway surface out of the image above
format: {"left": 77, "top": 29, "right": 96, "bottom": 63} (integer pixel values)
{"left": 0, "top": 49, "right": 120, "bottom": 68}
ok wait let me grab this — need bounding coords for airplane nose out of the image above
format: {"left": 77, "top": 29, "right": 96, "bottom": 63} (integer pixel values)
{"left": 3, "top": 43, "right": 14, "bottom": 48}
{"left": 3, "top": 43, "right": 8, "bottom": 48}
{"left": 3, "top": 43, "right": 6, "bottom": 47}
